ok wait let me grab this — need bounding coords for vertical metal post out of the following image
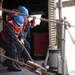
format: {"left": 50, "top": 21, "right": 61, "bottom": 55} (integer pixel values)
{"left": 57, "top": 0, "right": 62, "bottom": 49}
{"left": 0, "top": 0, "right": 4, "bottom": 62}
{"left": 44, "top": 0, "right": 52, "bottom": 69}
{"left": 44, "top": 0, "right": 57, "bottom": 70}
{"left": 58, "top": 0, "right": 67, "bottom": 75}
{"left": 48, "top": 0, "right": 56, "bottom": 46}
{"left": 47, "top": 0, "right": 60, "bottom": 72}
{"left": 48, "top": 0, "right": 51, "bottom": 46}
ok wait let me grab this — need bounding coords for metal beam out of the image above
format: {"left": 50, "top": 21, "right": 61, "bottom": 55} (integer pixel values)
{"left": 57, "top": 1, "right": 75, "bottom": 8}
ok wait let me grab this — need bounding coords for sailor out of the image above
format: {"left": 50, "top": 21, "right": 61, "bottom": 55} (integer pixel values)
{"left": 0, "top": 15, "right": 24, "bottom": 71}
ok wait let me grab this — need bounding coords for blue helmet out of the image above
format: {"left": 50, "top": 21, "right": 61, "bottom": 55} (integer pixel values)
{"left": 14, "top": 15, "right": 24, "bottom": 26}
{"left": 18, "top": 6, "right": 29, "bottom": 18}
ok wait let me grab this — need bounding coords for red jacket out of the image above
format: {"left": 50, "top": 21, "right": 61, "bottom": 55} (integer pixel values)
{"left": 0, "top": 21, "right": 23, "bottom": 44}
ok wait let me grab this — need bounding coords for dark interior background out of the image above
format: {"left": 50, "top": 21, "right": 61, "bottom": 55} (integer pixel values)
{"left": 2, "top": 0, "right": 48, "bottom": 17}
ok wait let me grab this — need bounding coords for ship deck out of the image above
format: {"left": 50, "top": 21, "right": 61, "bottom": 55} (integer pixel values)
{"left": 0, "top": 59, "right": 46, "bottom": 75}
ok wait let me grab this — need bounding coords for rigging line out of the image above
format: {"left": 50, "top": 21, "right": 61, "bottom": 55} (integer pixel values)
{"left": 0, "top": 8, "right": 63, "bottom": 24}
{"left": 66, "top": 26, "right": 75, "bottom": 44}
{"left": 0, "top": 53, "right": 52, "bottom": 75}
{"left": 23, "top": 45, "right": 34, "bottom": 62}
{"left": 64, "top": 17, "right": 75, "bottom": 44}
{"left": 22, "top": 45, "right": 47, "bottom": 74}
{"left": 0, "top": 53, "right": 41, "bottom": 75}
{"left": 71, "top": 26, "right": 75, "bottom": 27}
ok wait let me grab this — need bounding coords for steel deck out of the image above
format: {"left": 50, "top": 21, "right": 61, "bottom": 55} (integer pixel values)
{"left": 0, "top": 60, "right": 44, "bottom": 75}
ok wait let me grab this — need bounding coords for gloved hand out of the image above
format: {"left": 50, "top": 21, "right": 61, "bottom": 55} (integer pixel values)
{"left": 16, "top": 39, "right": 24, "bottom": 45}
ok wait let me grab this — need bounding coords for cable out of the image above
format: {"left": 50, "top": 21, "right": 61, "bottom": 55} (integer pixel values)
{"left": 0, "top": 8, "right": 63, "bottom": 24}
{"left": 23, "top": 45, "right": 34, "bottom": 62}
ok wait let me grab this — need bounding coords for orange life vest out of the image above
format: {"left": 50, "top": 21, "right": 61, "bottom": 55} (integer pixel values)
{"left": 0, "top": 21, "right": 23, "bottom": 44}
{"left": 6, "top": 9, "right": 28, "bottom": 30}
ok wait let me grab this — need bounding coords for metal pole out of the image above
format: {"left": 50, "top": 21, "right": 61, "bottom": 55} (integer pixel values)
{"left": 0, "top": 0, "right": 4, "bottom": 62}
{"left": 47, "top": 0, "right": 60, "bottom": 73}
{"left": 58, "top": 0, "right": 67, "bottom": 75}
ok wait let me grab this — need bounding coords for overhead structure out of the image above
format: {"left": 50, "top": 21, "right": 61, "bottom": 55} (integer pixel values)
{"left": 57, "top": 0, "right": 75, "bottom": 8}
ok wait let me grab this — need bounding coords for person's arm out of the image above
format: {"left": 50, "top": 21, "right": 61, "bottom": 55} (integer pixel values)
{"left": 18, "top": 30, "right": 25, "bottom": 39}
{"left": 5, "top": 26, "right": 24, "bottom": 45}
{"left": 24, "top": 21, "right": 30, "bottom": 38}
{"left": 5, "top": 26, "right": 18, "bottom": 41}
